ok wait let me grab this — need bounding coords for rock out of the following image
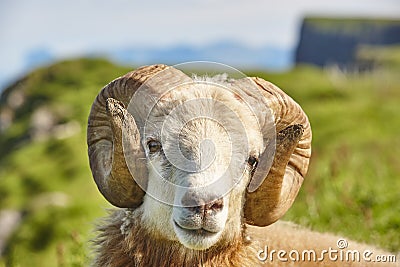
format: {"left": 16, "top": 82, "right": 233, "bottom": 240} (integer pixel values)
{"left": 0, "top": 210, "right": 23, "bottom": 256}
{"left": 29, "top": 192, "right": 70, "bottom": 210}
{"left": 30, "top": 106, "right": 57, "bottom": 141}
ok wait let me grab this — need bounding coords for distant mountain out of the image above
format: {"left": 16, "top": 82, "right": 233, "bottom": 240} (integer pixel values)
{"left": 24, "top": 48, "right": 54, "bottom": 70}
{"left": 0, "top": 42, "right": 292, "bottom": 93}
{"left": 0, "top": 48, "right": 55, "bottom": 93}
{"left": 107, "top": 41, "right": 292, "bottom": 71}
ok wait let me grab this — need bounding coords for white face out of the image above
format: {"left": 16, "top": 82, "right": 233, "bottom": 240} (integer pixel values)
{"left": 137, "top": 84, "right": 264, "bottom": 250}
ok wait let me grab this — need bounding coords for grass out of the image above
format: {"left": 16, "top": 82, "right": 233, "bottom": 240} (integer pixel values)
{"left": 0, "top": 57, "right": 399, "bottom": 266}
{"left": 249, "top": 63, "right": 400, "bottom": 251}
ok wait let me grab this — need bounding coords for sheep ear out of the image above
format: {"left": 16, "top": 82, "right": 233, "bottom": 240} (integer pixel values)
{"left": 244, "top": 77, "right": 312, "bottom": 227}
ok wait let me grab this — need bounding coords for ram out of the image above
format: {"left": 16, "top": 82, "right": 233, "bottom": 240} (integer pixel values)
{"left": 87, "top": 64, "right": 397, "bottom": 266}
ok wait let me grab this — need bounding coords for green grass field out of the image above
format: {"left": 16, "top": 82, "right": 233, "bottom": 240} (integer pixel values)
{"left": 0, "top": 56, "right": 399, "bottom": 266}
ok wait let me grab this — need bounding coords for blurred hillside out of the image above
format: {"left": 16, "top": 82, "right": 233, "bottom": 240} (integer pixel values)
{"left": 0, "top": 49, "right": 400, "bottom": 266}
{"left": 296, "top": 17, "right": 400, "bottom": 69}
{"left": 0, "top": 59, "right": 129, "bottom": 266}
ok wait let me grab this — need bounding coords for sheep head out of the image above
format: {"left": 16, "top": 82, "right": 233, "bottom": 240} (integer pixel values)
{"left": 87, "top": 64, "right": 311, "bottom": 250}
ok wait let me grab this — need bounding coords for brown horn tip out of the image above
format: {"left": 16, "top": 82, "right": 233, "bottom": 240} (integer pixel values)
{"left": 106, "top": 98, "right": 125, "bottom": 116}
{"left": 278, "top": 124, "right": 304, "bottom": 143}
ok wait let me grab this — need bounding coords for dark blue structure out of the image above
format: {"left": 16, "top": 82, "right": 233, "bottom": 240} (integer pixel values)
{"left": 295, "top": 18, "right": 400, "bottom": 69}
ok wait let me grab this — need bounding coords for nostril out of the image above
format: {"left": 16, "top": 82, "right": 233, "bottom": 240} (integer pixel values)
{"left": 207, "top": 198, "right": 224, "bottom": 212}
{"left": 180, "top": 191, "right": 224, "bottom": 214}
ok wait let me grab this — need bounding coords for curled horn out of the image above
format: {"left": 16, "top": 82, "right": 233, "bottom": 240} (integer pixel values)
{"left": 87, "top": 64, "right": 169, "bottom": 208}
{"left": 244, "top": 77, "right": 312, "bottom": 226}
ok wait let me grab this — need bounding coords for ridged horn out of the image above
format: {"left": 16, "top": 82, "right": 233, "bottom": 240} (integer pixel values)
{"left": 244, "top": 77, "right": 312, "bottom": 226}
{"left": 87, "top": 64, "right": 169, "bottom": 208}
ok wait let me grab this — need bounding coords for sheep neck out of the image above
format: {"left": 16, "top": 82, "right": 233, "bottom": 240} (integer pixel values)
{"left": 92, "top": 210, "right": 259, "bottom": 267}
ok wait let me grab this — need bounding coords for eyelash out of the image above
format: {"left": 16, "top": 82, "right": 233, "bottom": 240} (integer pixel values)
{"left": 247, "top": 156, "right": 258, "bottom": 169}
{"left": 147, "top": 140, "right": 162, "bottom": 153}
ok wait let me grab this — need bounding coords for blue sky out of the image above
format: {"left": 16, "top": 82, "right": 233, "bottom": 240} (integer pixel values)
{"left": 0, "top": 0, "right": 399, "bottom": 89}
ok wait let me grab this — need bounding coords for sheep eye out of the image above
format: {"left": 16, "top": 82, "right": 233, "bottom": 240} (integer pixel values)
{"left": 247, "top": 156, "right": 258, "bottom": 169}
{"left": 147, "top": 140, "right": 162, "bottom": 153}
